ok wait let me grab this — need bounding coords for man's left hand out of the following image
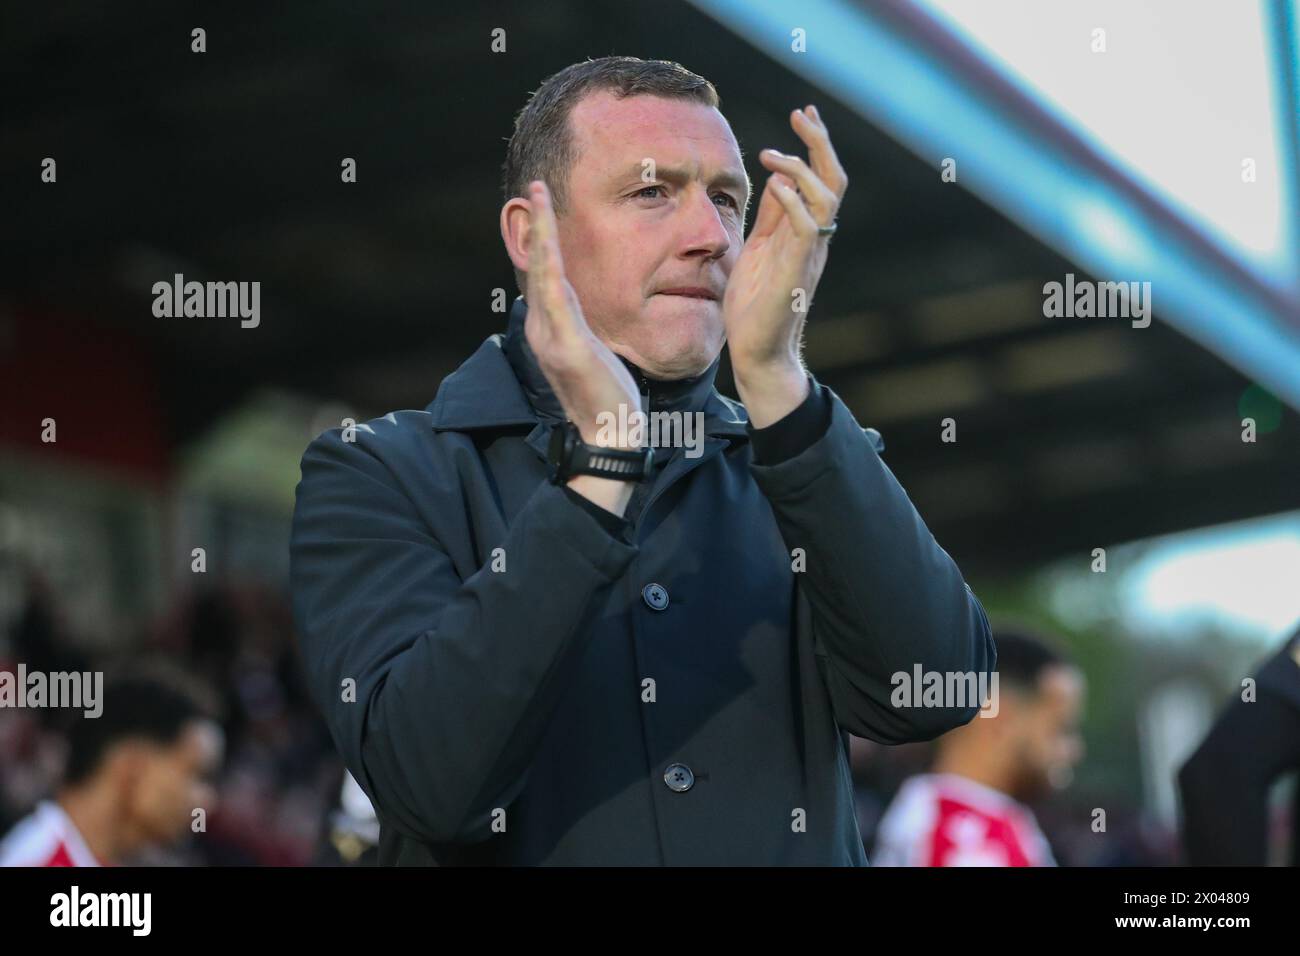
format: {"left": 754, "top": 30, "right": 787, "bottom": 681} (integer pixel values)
{"left": 723, "top": 104, "right": 848, "bottom": 427}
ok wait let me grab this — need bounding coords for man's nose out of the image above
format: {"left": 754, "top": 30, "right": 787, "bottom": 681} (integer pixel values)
{"left": 678, "top": 188, "right": 731, "bottom": 261}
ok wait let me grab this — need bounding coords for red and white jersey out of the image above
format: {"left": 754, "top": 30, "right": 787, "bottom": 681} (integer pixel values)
{"left": 872, "top": 773, "right": 1056, "bottom": 867}
{"left": 0, "top": 800, "right": 103, "bottom": 867}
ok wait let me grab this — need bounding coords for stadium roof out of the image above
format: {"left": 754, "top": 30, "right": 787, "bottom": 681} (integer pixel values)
{"left": 4, "top": 0, "right": 1297, "bottom": 572}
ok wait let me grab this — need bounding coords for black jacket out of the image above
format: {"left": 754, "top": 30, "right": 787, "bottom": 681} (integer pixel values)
{"left": 289, "top": 296, "right": 995, "bottom": 864}
{"left": 1178, "top": 628, "right": 1300, "bottom": 865}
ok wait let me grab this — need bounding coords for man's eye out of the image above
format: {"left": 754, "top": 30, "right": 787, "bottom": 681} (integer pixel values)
{"left": 712, "top": 193, "right": 739, "bottom": 210}
{"left": 635, "top": 185, "right": 664, "bottom": 200}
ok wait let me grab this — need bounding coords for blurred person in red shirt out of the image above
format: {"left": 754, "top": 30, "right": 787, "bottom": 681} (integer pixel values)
{"left": 0, "top": 666, "right": 223, "bottom": 866}
{"left": 873, "top": 630, "right": 1085, "bottom": 866}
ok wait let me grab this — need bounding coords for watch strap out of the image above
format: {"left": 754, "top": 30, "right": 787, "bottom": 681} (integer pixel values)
{"left": 548, "top": 421, "right": 653, "bottom": 483}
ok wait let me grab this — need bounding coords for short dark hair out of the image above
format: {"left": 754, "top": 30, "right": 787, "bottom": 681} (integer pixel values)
{"left": 501, "top": 55, "right": 721, "bottom": 215}
{"left": 991, "top": 628, "right": 1074, "bottom": 694}
{"left": 63, "top": 664, "right": 218, "bottom": 786}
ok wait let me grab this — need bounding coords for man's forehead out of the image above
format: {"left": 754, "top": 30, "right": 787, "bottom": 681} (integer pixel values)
{"left": 569, "top": 91, "right": 741, "bottom": 167}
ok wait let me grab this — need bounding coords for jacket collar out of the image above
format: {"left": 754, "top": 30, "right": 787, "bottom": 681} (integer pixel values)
{"left": 428, "top": 296, "right": 749, "bottom": 439}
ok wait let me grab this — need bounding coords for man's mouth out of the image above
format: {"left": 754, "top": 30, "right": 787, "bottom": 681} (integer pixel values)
{"left": 656, "top": 287, "right": 719, "bottom": 301}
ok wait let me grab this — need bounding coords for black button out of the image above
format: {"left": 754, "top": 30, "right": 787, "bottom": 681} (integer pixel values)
{"left": 663, "top": 763, "right": 694, "bottom": 792}
{"left": 642, "top": 583, "right": 669, "bottom": 611}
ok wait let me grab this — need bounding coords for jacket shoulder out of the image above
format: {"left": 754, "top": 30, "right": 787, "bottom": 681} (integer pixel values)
{"left": 294, "top": 408, "right": 451, "bottom": 509}
{"left": 305, "top": 408, "right": 435, "bottom": 457}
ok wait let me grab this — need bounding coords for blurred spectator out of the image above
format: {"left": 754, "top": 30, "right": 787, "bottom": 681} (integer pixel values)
{"left": 10, "top": 572, "right": 91, "bottom": 679}
{"left": 0, "top": 665, "right": 223, "bottom": 866}
{"left": 2, "top": 575, "right": 344, "bottom": 866}
{"left": 872, "top": 629, "right": 1086, "bottom": 866}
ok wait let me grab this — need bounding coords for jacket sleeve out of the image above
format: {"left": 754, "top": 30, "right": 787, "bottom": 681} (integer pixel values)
{"left": 1177, "top": 634, "right": 1300, "bottom": 865}
{"left": 289, "top": 420, "right": 638, "bottom": 845}
{"left": 747, "top": 379, "right": 996, "bottom": 744}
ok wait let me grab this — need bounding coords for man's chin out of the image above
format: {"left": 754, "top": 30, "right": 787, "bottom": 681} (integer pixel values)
{"left": 609, "top": 297, "right": 718, "bottom": 375}
{"left": 1046, "top": 765, "right": 1074, "bottom": 791}
{"left": 649, "top": 293, "right": 721, "bottom": 325}
{"left": 628, "top": 339, "right": 721, "bottom": 379}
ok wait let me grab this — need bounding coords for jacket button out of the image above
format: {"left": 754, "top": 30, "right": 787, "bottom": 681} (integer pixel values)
{"left": 663, "top": 763, "right": 694, "bottom": 792}
{"left": 642, "top": 583, "right": 669, "bottom": 611}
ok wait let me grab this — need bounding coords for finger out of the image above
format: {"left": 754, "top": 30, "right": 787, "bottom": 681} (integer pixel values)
{"left": 747, "top": 173, "right": 787, "bottom": 240}
{"left": 769, "top": 176, "right": 818, "bottom": 240}
{"left": 791, "top": 106, "right": 848, "bottom": 199}
{"left": 526, "top": 181, "right": 551, "bottom": 282}
{"left": 527, "top": 182, "right": 571, "bottom": 325}
{"left": 528, "top": 181, "right": 562, "bottom": 275}
{"left": 759, "top": 148, "right": 837, "bottom": 223}
{"left": 759, "top": 143, "right": 832, "bottom": 214}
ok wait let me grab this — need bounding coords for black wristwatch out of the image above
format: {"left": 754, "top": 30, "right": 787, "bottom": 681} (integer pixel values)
{"left": 547, "top": 420, "right": 654, "bottom": 484}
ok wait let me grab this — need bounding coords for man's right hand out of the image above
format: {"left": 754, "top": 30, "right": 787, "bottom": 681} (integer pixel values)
{"left": 524, "top": 180, "right": 642, "bottom": 448}
{"left": 524, "top": 180, "right": 643, "bottom": 517}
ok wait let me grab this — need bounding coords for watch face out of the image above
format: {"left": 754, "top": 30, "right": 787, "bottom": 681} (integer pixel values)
{"left": 547, "top": 421, "right": 580, "bottom": 483}
{"left": 547, "top": 421, "right": 566, "bottom": 463}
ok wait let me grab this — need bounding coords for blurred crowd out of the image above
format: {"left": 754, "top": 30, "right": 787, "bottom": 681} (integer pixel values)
{"left": 1, "top": 569, "right": 1295, "bottom": 866}
{"left": 0, "top": 571, "right": 346, "bottom": 866}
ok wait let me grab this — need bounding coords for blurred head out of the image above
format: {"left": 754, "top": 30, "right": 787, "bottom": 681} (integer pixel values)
{"left": 62, "top": 667, "right": 224, "bottom": 852}
{"left": 501, "top": 56, "right": 750, "bottom": 379}
{"left": 940, "top": 629, "right": 1086, "bottom": 801}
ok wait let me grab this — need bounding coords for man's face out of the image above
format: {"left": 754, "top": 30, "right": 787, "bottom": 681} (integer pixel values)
{"left": 1009, "top": 665, "right": 1086, "bottom": 800}
{"left": 552, "top": 92, "right": 749, "bottom": 379}
{"left": 128, "top": 720, "right": 224, "bottom": 843}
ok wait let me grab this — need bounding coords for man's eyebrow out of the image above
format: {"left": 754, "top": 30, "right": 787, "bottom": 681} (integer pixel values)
{"left": 618, "top": 162, "right": 751, "bottom": 198}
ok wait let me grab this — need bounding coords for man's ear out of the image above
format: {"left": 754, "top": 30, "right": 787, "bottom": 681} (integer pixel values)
{"left": 500, "top": 196, "right": 532, "bottom": 276}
